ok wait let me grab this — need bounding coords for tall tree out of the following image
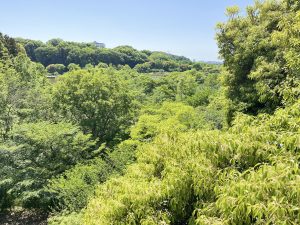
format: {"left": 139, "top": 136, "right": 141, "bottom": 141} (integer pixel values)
{"left": 216, "top": 0, "right": 300, "bottom": 118}
{"left": 52, "top": 68, "right": 137, "bottom": 143}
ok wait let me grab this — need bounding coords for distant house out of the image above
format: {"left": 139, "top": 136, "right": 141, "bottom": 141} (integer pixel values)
{"left": 93, "top": 41, "right": 105, "bottom": 48}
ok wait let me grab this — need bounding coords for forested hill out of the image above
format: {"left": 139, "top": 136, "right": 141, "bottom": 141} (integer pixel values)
{"left": 0, "top": 0, "right": 300, "bottom": 224}
{"left": 16, "top": 37, "right": 204, "bottom": 73}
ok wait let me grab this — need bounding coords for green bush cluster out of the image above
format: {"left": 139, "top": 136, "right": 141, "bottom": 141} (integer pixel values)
{"left": 82, "top": 98, "right": 300, "bottom": 225}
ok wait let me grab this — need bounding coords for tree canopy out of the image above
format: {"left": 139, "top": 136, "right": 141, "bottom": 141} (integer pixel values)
{"left": 1, "top": 1, "right": 300, "bottom": 224}
{"left": 16, "top": 38, "right": 195, "bottom": 73}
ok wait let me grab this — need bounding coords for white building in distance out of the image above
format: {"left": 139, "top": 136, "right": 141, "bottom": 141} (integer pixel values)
{"left": 93, "top": 41, "right": 105, "bottom": 48}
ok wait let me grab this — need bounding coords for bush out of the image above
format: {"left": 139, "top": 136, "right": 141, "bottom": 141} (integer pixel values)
{"left": 82, "top": 99, "right": 300, "bottom": 224}
{"left": 47, "top": 139, "right": 139, "bottom": 215}
{"left": 48, "top": 159, "right": 113, "bottom": 212}
{"left": 130, "top": 102, "right": 203, "bottom": 141}
{"left": 0, "top": 122, "right": 95, "bottom": 210}
{"left": 48, "top": 212, "right": 83, "bottom": 225}
{"left": 46, "top": 64, "right": 66, "bottom": 75}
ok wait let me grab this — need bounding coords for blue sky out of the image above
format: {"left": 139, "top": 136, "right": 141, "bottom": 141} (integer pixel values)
{"left": 0, "top": 0, "right": 254, "bottom": 61}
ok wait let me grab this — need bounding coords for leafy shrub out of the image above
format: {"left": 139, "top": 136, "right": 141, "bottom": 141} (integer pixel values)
{"left": 47, "top": 139, "right": 139, "bottom": 216}
{"left": 48, "top": 159, "right": 113, "bottom": 212}
{"left": 0, "top": 122, "right": 95, "bottom": 210}
{"left": 48, "top": 212, "right": 84, "bottom": 225}
{"left": 82, "top": 99, "right": 300, "bottom": 224}
{"left": 131, "top": 102, "right": 203, "bottom": 141}
{"left": 215, "top": 161, "right": 300, "bottom": 225}
{"left": 46, "top": 64, "right": 66, "bottom": 75}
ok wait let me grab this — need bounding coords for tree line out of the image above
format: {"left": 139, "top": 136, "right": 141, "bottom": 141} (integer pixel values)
{"left": 16, "top": 38, "right": 203, "bottom": 74}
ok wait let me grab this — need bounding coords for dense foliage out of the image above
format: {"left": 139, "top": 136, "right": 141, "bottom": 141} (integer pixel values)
{"left": 0, "top": 122, "right": 95, "bottom": 209}
{"left": 51, "top": 68, "right": 137, "bottom": 144}
{"left": 0, "top": 0, "right": 299, "bottom": 224}
{"left": 83, "top": 100, "right": 300, "bottom": 224}
{"left": 16, "top": 38, "right": 196, "bottom": 73}
{"left": 0, "top": 31, "right": 221, "bottom": 218}
{"left": 217, "top": 0, "right": 300, "bottom": 118}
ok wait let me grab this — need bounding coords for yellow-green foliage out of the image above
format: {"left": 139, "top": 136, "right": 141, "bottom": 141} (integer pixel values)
{"left": 84, "top": 134, "right": 216, "bottom": 225}
{"left": 82, "top": 99, "right": 299, "bottom": 225}
{"left": 215, "top": 161, "right": 300, "bottom": 225}
{"left": 48, "top": 212, "right": 84, "bottom": 225}
{"left": 131, "top": 102, "right": 205, "bottom": 141}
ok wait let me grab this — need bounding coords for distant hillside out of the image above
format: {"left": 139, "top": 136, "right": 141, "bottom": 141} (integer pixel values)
{"left": 16, "top": 38, "right": 204, "bottom": 73}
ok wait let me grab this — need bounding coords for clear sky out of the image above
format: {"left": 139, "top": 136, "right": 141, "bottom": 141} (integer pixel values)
{"left": 0, "top": 0, "right": 254, "bottom": 61}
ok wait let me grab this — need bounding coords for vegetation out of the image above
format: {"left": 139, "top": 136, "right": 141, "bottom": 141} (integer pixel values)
{"left": 217, "top": 0, "right": 300, "bottom": 118}
{"left": 16, "top": 38, "right": 195, "bottom": 73}
{"left": 0, "top": 0, "right": 299, "bottom": 224}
